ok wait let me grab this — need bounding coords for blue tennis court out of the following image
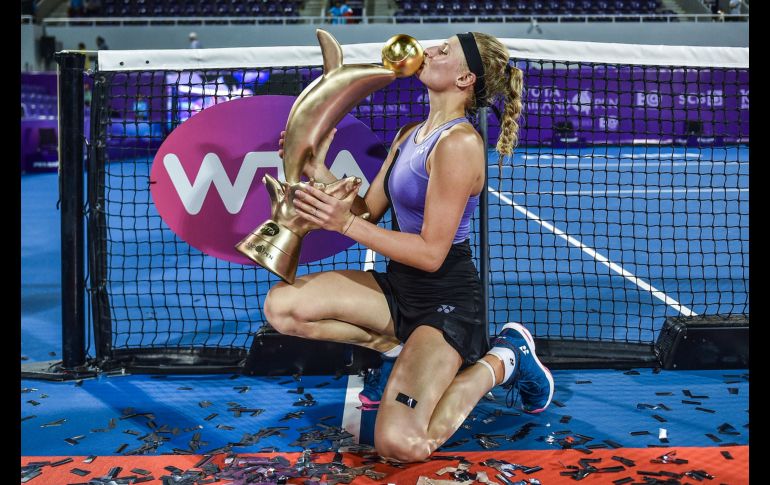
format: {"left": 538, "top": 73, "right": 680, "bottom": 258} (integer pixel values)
{"left": 21, "top": 145, "right": 749, "bottom": 483}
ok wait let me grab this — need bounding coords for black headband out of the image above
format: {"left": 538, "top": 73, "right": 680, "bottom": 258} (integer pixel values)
{"left": 456, "top": 32, "right": 487, "bottom": 107}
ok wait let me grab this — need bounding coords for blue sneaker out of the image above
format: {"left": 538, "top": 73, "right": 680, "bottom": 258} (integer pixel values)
{"left": 358, "top": 356, "right": 396, "bottom": 407}
{"left": 490, "top": 322, "right": 554, "bottom": 414}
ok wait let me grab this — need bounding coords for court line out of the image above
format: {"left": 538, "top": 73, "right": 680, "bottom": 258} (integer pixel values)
{"left": 342, "top": 374, "right": 364, "bottom": 443}
{"left": 499, "top": 188, "right": 748, "bottom": 196}
{"left": 522, "top": 153, "right": 705, "bottom": 159}
{"left": 493, "top": 161, "right": 747, "bottom": 168}
{"left": 489, "top": 187, "right": 697, "bottom": 317}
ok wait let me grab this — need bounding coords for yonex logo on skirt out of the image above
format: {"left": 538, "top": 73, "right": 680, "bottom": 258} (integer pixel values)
{"left": 437, "top": 305, "right": 455, "bottom": 313}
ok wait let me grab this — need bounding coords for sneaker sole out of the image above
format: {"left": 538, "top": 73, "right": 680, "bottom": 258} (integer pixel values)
{"left": 501, "top": 322, "right": 555, "bottom": 414}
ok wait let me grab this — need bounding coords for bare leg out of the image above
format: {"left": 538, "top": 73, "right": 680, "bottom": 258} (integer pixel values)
{"left": 420, "top": 354, "right": 504, "bottom": 448}
{"left": 374, "top": 326, "right": 505, "bottom": 462}
{"left": 264, "top": 270, "right": 401, "bottom": 353}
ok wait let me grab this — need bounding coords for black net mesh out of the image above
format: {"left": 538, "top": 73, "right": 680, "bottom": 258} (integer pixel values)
{"left": 89, "top": 58, "right": 748, "bottom": 366}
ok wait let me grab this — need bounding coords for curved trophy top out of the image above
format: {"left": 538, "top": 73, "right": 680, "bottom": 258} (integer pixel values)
{"left": 382, "top": 34, "right": 425, "bottom": 78}
{"left": 281, "top": 30, "right": 423, "bottom": 185}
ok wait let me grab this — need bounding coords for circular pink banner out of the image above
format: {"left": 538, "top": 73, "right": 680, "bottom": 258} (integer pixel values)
{"left": 150, "top": 95, "right": 386, "bottom": 265}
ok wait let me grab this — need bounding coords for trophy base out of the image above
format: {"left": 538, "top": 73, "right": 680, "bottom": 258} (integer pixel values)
{"left": 235, "top": 219, "right": 302, "bottom": 284}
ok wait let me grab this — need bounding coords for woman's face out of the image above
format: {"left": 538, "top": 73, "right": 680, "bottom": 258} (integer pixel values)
{"left": 417, "top": 36, "right": 469, "bottom": 92}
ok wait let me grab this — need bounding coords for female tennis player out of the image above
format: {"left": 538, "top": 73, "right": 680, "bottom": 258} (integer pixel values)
{"left": 265, "top": 32, "right": 554, "bottom": 462}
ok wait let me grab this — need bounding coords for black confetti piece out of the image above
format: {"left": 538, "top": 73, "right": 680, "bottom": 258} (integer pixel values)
{"left": 598, "top": 466, "right": 625, "bottom": 473}
{"left": 721, "top": 451, "right": 734, "bottom": 460}
{"left": 652, "top": 414, "right": 667, "bottom": 422}
{"left": 613, "top": 478, "right": 633, "bottom": 485}
{"left": 51, "top": 457, "right": 74, "bottom": 467}
{"left": 705, "top": 433, "right": 722, "bottom": 442}
{"left": 575, "top": 380, "right": 592, "bottom": 384}
{"left": 695, "top": 407, "right": 716, "bottom": 413}
{"left": 612, "top": 456, "right": 636, "bottom": 467}
{"left": 552, "top": 400, "right": 566, "bottom": 407}
{"left": 21, "top": 415, "right": 36, "bottom": 422}
{"left": 655, "top": 392, "right": 673, "bottom": 396}
{"left": 630, "top": 430, "right": 651, "bottom": 436}
{"left": 177, "top": 386, "right": 193, "bottom": 390}
{"left": 728, "top": 388, "right": 739, "bottom": 395}
{"left": 623, "top": 370, "right": 640, "bottom": 375}
{"left": 718, "top": 423, "right": 740, "bottom": 435}
{"left": 83, "top": 456, "right": 96, "bottom": 464}
{"left": 560, "top": 415, "right": 572, "bottom": 424}
{"left": 660, "top": 470, "right": 684, "bottom": 478}
{"left": 193, "top": 456, "right": 214, "bottom": 468}
{"left": 637, "top": 470, "right": 662, "bottom": 476}
{"left": 204, "top": 413, "right": 218, "bottom": 421}
{"left": 682, "top": 400, "right": 702, "bottom": 405}
{"left": 20, "top": 470, "right": 41, "bottom": 482}
{"left": 131, "top": 468, "right": 152, "bottom": 476}
{"left": 440, "top": 438, "right": 469, "bottom": 449}
{"left": 70, "top": 468, "right": 90, "bottom": 476}
{"left": 114, "top": 443, "right": 128, "bottom": 453}
{"left": 41, "top": 418, "right": 66, "bottom": 427}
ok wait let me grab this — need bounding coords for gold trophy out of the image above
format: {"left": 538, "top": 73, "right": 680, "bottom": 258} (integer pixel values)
{"left": 236, "top": 30, "right": 424, "bottom": 284}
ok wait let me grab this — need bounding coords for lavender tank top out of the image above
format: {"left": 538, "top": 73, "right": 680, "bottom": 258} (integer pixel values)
{"left": 384, "top": 117, "right": 480, "bottom": 243}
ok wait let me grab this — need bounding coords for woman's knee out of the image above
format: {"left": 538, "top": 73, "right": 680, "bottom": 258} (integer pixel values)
{"left": 375, "top": 428, "right": 431, "bottom": 463}
{"left": 263, "top": 283, "right": 302, "bottom": 335}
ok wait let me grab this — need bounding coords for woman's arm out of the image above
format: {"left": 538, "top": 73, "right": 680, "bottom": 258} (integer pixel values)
{"left": 294, "top": 125, "right": 484, "bottom": 272}
{"left": 295, "top": 122, "right": 420, "bottom": 225}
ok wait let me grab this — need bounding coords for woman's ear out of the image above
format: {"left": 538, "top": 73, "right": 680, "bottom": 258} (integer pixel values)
{"left": 456, "top": 71, "right": 476, "bottom": 89}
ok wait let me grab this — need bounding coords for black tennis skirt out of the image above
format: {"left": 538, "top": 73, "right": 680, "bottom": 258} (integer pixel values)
{"left": 368, "top": 239, "right": 490, "bottom": 367}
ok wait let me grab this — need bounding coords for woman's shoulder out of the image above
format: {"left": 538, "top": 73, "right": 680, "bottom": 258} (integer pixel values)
{"left": 426, "top": 122, "right": 485, "bottom": 175}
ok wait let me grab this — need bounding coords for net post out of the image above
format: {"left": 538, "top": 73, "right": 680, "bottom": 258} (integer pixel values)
{"left": 478, "top": 107, "right": 490, "bottom": 337}
{"left": 55, "top": 51, "right": 87, "bottom": 370}
{"left": 88, "top": 66, "right": 113, "bottom": 363}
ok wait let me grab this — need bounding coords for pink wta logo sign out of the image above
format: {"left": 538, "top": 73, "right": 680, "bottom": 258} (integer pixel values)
{"left": 150, "top": 95, "right": 386, "bottom": 265}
